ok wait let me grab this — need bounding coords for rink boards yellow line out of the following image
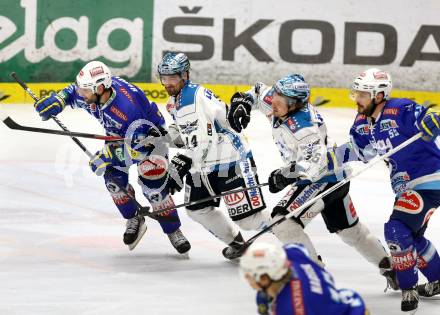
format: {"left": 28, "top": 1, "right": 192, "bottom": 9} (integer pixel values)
{"left": 1, "top": 83, "right": 439, "bottom": 108}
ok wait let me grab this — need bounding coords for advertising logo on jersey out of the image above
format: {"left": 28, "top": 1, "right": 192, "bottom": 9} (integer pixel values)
{"left": 392, "top": 248, "right": 417, "bottom": 271}
{"left": 227, "top": 203, "right": 251, "bottom": 218}
{"left": 394, "top": 190, "right": 424, "bottom": 214}
{"left": 276, "top": 188, "right": 297, "bottom": 208}
{"left": 119, "top": 87, "right": 135, "bottom": 104}
{"left": 291, "top": 280, "right": 306, "bottom": 314}
{"left": 207, "top": 123, "right": 213, "bottom": 136}
{"left": 110, "top": 106, "right": 128, "bottom": 121}
{"left": 179, "top": 120, "right": 198, "bottom": 134}
{"left": 224, "top": 192, "right": 245, "bottom": 205}
{"left": 355, "top": 124, "right": 370, "bottom": 135}
{"left": 342, "top": 195, "right": 358, "bottom": 224}
{"left": 241, "top": 160, "right": 264, "bottom": 210}
{"left": 150, "top": 194, "right": 176, "bottom": 216}
{"left": 288, "top": 183, "right": 324, "bottom": 210}
{"left": 106, "top": 182, "right": 132, "bottom": 206}
{"left": 138, "top": 155, "right": 168, "bottom": 180}
{"left": 380, "top": 119, "right": 398, "bottom": 132}
{"left": 383, "top": 108, "right": 399, "bottom": 116}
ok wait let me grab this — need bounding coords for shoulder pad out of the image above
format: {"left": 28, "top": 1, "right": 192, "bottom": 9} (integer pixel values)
{"left": 283, "top": 110, "right": 313, "bottom": 134}
{"left": 178, "top": 82, "right": 200, "bottom": 108}
{"left": 384, "top": 98, "right": 418, "bottom": 116}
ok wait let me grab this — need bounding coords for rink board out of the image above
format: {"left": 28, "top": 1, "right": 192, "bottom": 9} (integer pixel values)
{"left": 1, "top": 82, "right": 440, "bottom": 108}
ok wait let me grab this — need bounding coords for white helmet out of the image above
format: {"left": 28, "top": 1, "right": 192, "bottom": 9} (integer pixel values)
{"left": 352, "top": 68, "right": 392, "bottom": 100}
{"left": 76, "top": 61, "right": 112, "bottom": 93}
{"left": 239, "top": 242, "right": 289, "bottom": 282}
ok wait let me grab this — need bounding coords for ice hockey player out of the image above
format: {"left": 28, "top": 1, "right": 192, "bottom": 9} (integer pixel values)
{"left": 157, "top": 52, "right": 269, "bottom": 259}
{"left": 227, "top": 74, "right": 396, "bottom": 287}
{"left": 343, "top": 68, "right": 440, "bottom": 313}
{"left": 240, "top": 242, "right": 369, "bottom": 315}
{"left": 33, "top": 60, "right": 191, "bottom": 254}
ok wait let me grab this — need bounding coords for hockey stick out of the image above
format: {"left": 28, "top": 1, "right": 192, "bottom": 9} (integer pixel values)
{"left": 9, "top": 72, "right": 177, "bottom": 223}
{"left": 3, "top": 116, "right": 124, "bottom": 141}
{"left": 237, "top": 131, "right": 424, "bottom": 253}
{"left": 2, "top": 116, "right": 176, "bottom": 151}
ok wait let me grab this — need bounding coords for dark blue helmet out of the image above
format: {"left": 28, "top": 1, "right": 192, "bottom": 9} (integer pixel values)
{"left": 157, "top": 52, "right": 190, "bottom": 76}
{"left": 274, "top": 74, "right": 310, "bottom": 105}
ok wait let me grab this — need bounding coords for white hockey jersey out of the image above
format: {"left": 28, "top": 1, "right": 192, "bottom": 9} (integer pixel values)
{"left": 166, "top": 81, "right": 251, "bottom": 173}
{"left": 247, "top": 83, "right": 338, "bottom": 182}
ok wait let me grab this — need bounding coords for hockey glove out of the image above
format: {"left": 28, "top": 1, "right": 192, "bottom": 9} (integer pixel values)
{"left": 268, "top": 163, "right": 299, "bottom": 193}
{"left": 228, "top": 92, "right": 253, "bottom": 133}
{"left": 89, "top": 144, "right": 124, "bottom": 176}
{"left": 421, "top": 112, "right": 440, "bottom": 140}
{"left": 167, "top": 154, "right": 192, "bottom": 195}
{"left": 34, "top": 93, "right": 66, "bottom": 121}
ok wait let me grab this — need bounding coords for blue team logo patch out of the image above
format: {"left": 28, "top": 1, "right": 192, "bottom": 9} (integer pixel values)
{"left": 380, "top": 119, "right": 398, "bottom": 132}
{"left": 179, "top": 120, "right": 198, "bottom": 134}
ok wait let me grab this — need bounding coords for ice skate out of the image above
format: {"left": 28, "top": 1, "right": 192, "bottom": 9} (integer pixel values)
{"left": 417, "top": 280, "right": 440, "bottom": 297}
{"left": 123, "top": 215, "right": 147, "bottom": 251}
{"left": 168, "top": 228, "right": 191, "bottom": 254}
{"left": 401, "top": 288, "right": 419, "bottom": 314}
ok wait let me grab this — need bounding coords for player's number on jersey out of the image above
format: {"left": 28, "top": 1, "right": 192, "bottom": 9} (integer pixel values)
{"left": 186, "top": 135, "right": 198, "bottom": 148}
{"left": 374, "top": 138, "right": 393, "bottom": 154}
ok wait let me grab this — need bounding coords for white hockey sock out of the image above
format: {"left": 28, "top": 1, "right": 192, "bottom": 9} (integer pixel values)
{"left": 271, "top": 216, "right": 321, "bottom": 264}
{"left": 186, "top": 206, "right": 238, "bottom": 244}
{"left": 337, "top": 221, "right": 388, "bottom": 266}
{"left": 234, "top": 210, "right": 271, "bottom": 231}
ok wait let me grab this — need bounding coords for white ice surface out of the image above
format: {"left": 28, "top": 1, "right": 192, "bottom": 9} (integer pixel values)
{"left": 1, "top": 104, "right": 439, "bottom": 315}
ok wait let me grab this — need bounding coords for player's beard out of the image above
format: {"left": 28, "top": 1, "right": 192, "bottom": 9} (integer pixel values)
{"left": 165, "top": 86, "right": 180, "bottom": 96}
{"left": 357, "top": 101, "right": 376, "bottom": 117}
{"left": 164, "top": 80, "right": 185, "bottom": 97}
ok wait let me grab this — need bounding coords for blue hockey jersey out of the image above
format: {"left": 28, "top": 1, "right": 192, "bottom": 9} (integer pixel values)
{"left": 265, "top": 244, "right": 367, "bottom": 315}
{"left": 349, "top": 98, "right": 440, "bottom": 194}
{"left": 59, "top": 76, "right": 165, "bottom": 137}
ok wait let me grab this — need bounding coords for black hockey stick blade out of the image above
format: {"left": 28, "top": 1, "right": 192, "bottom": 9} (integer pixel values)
{"left": 3, "top": 116, "right": 124, "bottom": 141}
